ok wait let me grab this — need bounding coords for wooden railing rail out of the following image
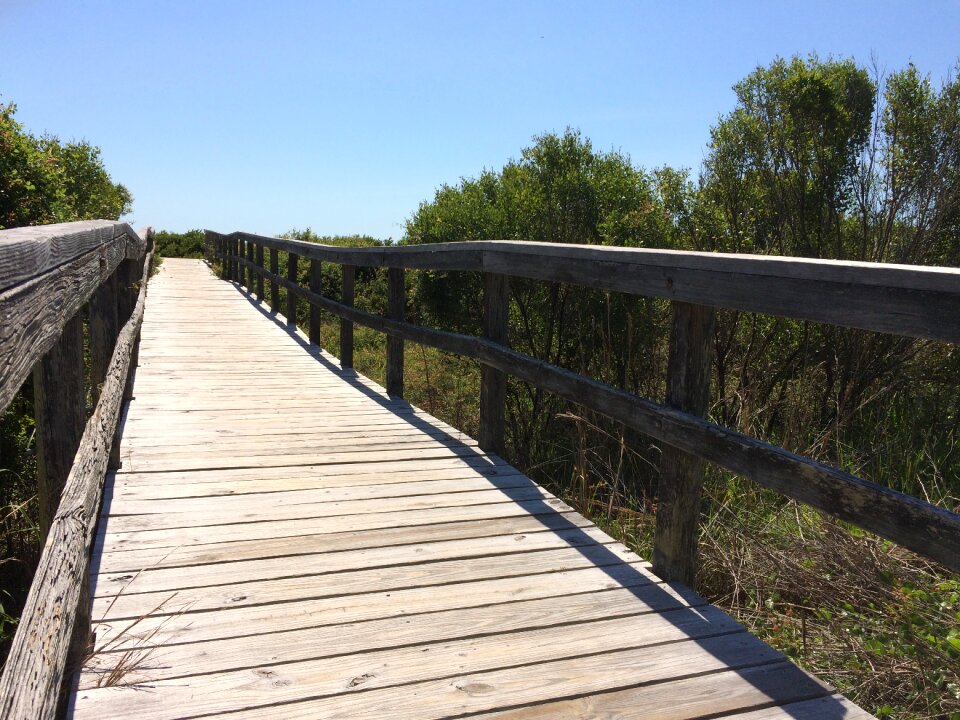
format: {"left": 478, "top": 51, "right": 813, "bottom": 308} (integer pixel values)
{"left": 207, "top": 230, "right": 960, "bottom": 582}
{"left": 0, "top": 221, "right": 153, "bottom": 719}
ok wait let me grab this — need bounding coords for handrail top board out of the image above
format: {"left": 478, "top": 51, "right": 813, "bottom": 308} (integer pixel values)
{"left": 0, "top": 220, "right": 144, "bottom": 293}
{"left": 212, "top": 230, "right": 960, "bottom": 294}
{"left": 212, "top": 229, "right": 960, "bottom": 344}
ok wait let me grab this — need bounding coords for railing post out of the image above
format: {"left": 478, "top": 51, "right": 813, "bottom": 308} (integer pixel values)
{"left": 386, "top": 267, "right": 405, "bottom": 397}
{"left": 286, "top": 252, "right": 299, "bottom": 326}
{"left": 652, "top": 301, "right": 715, "bottom": 587}
{"left": 246, "top": 240, "right": 255, "bottom": 291}
{"left": 219, "top": 236, "right": 227, "bottom": 280}
{"left": 309, "top": 259, "right": 322, "bottom": 345}
{"left": 479, "top": 273, "right": 509, "bottom": 455}
{"left": 89, "top": 266, "right": 119, "bottom": 407}
{"left": 109, "top": 256, "right": 140, "bottom": 470}
{"left": 270, "top": 247, "right": 280, "bottom": 312}
{"left": 32, "top": 312, "right": 86, "bottom": 542}
{"left": 231, "top": 237, "right": 239, "bottom": 283}
{"left": 340, "top": 265, "right": 355, "bottom": 370}
{"left": 255, "top": 242, "right": 264, "bottom": 301}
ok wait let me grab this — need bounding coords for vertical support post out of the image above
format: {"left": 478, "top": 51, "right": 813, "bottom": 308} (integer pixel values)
{"left": 340, "top": 265, "right": 355, "bottom": 370}
{"left": 246, "top": 240, "right": 255, "bottom": 290}
{"left": 89, "top": 270, "right": 119, "bottom": 407}
{"left": 309, "top": 259, "right": 322, "bottom": 345}
{"left": 286, "top": 252, "right": 299, "bottom": 326}
{"left": 109, "top": 258, "right": 140, "bottom": 470}
{"left": 255, "top": 243, "right": 264, "bottom": 301}
{"left": 270, "top": 247, "right": 280, "bottom": 312}
{"left": 233, "top": 237, "right": 241, "bottom": 283}
{"left": 479, "top": 273, "right": 509, "bottom": 455}
{"left": 386, "top": 267, "right": 405, "bottom": 397}
{"left": 32, "top": 312, "right": 86, "bottom": 542}
{"left": 652, "top": 302, "right": 715, "bottom": 587}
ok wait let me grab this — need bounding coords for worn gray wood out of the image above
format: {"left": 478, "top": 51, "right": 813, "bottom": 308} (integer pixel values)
{"left": 286, "top": 252, "right": 298, "bottom": 325}
{"left": 251, "top": 262, "right": 960, "bottom": 570}
{"left": 340, "top": 264, "right": 355, "bottom": 369}
{"left": 0, "top": 238, "right": 128, "bottom": 414}
{"left": 653, "top": 302, "right": 716, "bottom": 585}
{"left": 386, "top": 266, "right": 405, "bottom": 396}
{"left": 479, "top": 272, "right": 508, "bottom": 454}
{"left": 255, "top": 242, "right": 264, "bottom": 301}
{"left": 269, "top": 247, "right": 279, "bottom": 311}
{"left": 0, "top": 248, "right": 151, "bottom": 720}
{"left": 33, "top": 312, "right": 86, "bottom": 542}
{"left": 88, "top": 270, "right": 119, "bottom": 407}
{"left": 0, "top": 221, "right": 140, "bottom": 293}
{"left": 212, "top": 229, "right": 960, "bottom": 343}
{"left": 309, "top": 258, "right": 321, "bottom": 344}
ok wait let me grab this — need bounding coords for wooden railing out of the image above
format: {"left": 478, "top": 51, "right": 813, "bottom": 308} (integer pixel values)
{"left": 207, "top": 230, "right": 960, "bottom": 582}
{"left": 0, "top": 221, "right": 152, "bottom": 719}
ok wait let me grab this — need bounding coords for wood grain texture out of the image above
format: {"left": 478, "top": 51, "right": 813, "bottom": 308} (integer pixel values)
{"left": 653, "top": 302, "right": 715, "bottom": 584}
{"left": 479, "top": 272, "right": 508, "bottom": 454}
{"left": 0, "top": 246, "right": 151, "bottom": 720}
{"left": 33, "top": 312, "right": 86, "bottom": 542}
{"left": 0, "top": 237, "right": 125, "bottom": 413}
{"left": 386, "top": 266, "right": 405, "bottom": 396}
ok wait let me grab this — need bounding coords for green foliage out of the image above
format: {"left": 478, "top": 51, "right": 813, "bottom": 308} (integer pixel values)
{"left": 154, "top": 229, "right": 206, "bottom": 258}
{"left": 0, "top": 101, "right": 131, "bottom": 229}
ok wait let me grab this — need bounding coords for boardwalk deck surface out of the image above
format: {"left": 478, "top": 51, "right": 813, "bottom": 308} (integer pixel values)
{"left": 68, "top": 259, "right": 872, "bottom": 719}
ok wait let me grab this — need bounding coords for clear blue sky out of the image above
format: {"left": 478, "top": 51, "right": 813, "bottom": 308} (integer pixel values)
{"left": 2, "top": 1, "right": 958, "bottom": 240}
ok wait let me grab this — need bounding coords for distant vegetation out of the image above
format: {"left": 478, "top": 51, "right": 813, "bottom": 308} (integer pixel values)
{"left": 3, "top": 54, "right": 960, "bottom": 717}
{"left": 153, "top": 229, "right": 206, "bottom": 259}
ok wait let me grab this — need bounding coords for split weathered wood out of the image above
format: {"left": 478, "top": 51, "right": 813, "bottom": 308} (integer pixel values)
{"left": 653, "top": 302, "right": 716, "bottom": 585}
{"left": 0, "top": 246, "right": 151, "bottom": 720}
{"left": 228, "top": 253, "right": 960, "bottom": 571}
{"left": 0, "top": 223, "right": 144, "bottom": 414}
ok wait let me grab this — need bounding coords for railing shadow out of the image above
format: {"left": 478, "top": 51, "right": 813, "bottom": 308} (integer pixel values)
{"left": 226, "top": 279, "right": 853, "bottom": 719}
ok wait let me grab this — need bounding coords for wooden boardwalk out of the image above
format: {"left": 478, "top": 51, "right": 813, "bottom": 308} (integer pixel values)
{"left": 68, "top": 258, "right": 871, "bottom": 719}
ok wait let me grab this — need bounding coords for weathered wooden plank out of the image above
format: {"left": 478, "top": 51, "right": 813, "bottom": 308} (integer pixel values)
{"left": 470, "top": 663, "right": 837, "bottom": 719}
{"left": 309, "top": 258, "right": 321, "bottom": 344}
{"left": 386, "top": 266, "right": 404, "bottom": 395}
{"left": 91, "top": 540, "right": 637, "bottom": 620}
{"left": 269, "top": 247, "right": 279, "bottom": 310}
{"left": 0, "top": 247, "right": 151, "bottom": 720}
{"left": 0, "top": 220, "right": 138, "bottom": 293}
{"left": 653, "top": 301, "right": 715, "bottom": 585}
{"left": 340, "top": 263, "right": 354, "bottom": 368}
{"left": 0, "top": 238, "right": 126, "bottom": 413}
{"left": 33, "top": 312, "right": 86, "bottom": 541}
{"left": 286, "top": 251, "right": 298, "bottom": 324}
{"left": 88, "top": 269, "right": 119, "bottom": 407}
{"left": 112, "top": 632, "right": 784, "bottom": 720}
{"left": 479, "top": 272, "right": 508, "bottom": 454}
{"left": 214, "top": 230, "right": 960, "bottom": 342}
{"left": 77, "top": 602, "right": 735, "bottom": 712}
